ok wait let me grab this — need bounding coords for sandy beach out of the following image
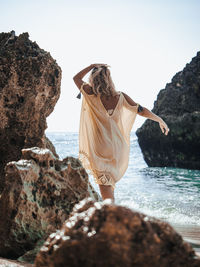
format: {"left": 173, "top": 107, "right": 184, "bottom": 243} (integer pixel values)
{"left": 0, "top": 257, "right": 33, "bottom": 266}
{"left": 172, "top": 224, "right": 200, "bottom": 257}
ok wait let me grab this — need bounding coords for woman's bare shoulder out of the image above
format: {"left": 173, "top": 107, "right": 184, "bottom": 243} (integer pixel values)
{"left": 82, "top": 82, "right": 94, "bottom": 95}
{"left": 121, "top": 92, "right": 137, "bottom": 106}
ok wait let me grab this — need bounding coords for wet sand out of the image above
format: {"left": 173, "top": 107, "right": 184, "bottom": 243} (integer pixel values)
{"left": 0, "top": 257, "right": 33, "bottom": 266}
{"left": 172, "top": 223, "right": 200, "bottom": 257}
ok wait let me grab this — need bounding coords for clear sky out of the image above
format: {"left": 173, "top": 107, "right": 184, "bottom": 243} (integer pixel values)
{"left": 1, "top": 0, "right": 200, "bottom": 132}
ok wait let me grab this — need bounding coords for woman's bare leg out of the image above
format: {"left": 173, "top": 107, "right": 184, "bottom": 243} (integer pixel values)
{"left": 99, "top": 185, "right": 114, "bottom": 202}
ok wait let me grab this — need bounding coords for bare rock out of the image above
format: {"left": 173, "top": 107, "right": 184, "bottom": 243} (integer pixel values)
{"left": 0, "top": 31, "right": 61, "bottom": 192}
{"left": 43, "top": 135, "right": 59, "bottom": 158}
{"left": 35, "top": 198, "right": 200, "bottom": 267}
{"left": 136, "top": 51, "right": 200, "bottom": 170}
{"left": 0, "top": 148, "right": 100, "bottom": 260}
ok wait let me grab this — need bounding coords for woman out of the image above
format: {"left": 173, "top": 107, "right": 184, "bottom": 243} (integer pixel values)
{"left": 73, "top": 63, "right": 169, "bottom": 202}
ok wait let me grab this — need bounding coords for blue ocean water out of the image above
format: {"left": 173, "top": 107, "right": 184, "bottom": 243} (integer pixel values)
{"left": 46, "top": 132, "right": 200, "bottom": 228}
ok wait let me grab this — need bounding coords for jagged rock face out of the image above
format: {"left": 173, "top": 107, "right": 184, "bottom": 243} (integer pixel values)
{"left": 35, "top": 198, "right": 200, "bottom": 267}
{"left": 0, "top": 148, "right": 100, "bottom": 260}
{"left": 0, "top": 31, "right": 61, "bottom": 192}
{"left": 136, "top": 52, "right": 200, "bottom": 169}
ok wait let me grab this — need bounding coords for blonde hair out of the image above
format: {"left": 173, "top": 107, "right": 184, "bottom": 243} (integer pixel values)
{"left": 88, "top": 66, "right": 116, "bottom": 96}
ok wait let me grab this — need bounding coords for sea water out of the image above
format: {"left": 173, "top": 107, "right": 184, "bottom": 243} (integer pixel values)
{"left": 46, "top": 131, "right": 200, "bottom": 252}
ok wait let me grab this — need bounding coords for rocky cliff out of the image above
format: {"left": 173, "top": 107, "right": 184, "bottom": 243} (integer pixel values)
{"left": 0, "top": 31, "right": 61, "bottom": 192}
{"left": 136, "top": 52, "right": 200, "bottom": 170}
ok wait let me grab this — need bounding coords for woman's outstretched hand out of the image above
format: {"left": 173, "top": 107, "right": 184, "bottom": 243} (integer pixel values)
{"left": 159, "top": 120, "right": 169, "bottom": 135}
{"left": 133, "top": 104, "right": 169, "bottom": 136}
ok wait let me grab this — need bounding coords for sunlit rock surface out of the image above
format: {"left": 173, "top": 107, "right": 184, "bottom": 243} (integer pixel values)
{"left": 136, "top": 51, "right": 200, "bottom": 170}
{"left": 0, "top": 148, "right": 100, "bottom": 261}
{"left": 35, "top": 198, "right": 200, "bottom": 267}
{"left": 0, "top": 31, "right": 61, "bottom": 192}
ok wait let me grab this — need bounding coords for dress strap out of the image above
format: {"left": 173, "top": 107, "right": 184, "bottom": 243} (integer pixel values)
{"left": 80, "top": 82, "right": 87, "bottom": 93}
{"left": 76, "top": 82, "right": 88, "bottom": 99}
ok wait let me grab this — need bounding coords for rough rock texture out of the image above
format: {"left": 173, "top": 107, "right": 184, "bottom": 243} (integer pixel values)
{"left": 0, "top": 148, "right": 100, "bottom": 261}
{"left": 0, "top": 31, "right": 61, "bottom": 192}
{"left": 136, "top": 52, "right": 200, "bottom": 170}
{"left": 35, "top": 198, "right": 200, "bottom": 267}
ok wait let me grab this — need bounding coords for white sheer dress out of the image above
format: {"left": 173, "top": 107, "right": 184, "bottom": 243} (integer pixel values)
{"left": 79, "top": 82, "right": 138, "bottom": 188}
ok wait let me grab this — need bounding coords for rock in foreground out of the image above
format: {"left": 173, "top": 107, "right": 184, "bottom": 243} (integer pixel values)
{"left": 35, "top": 198, "right": 200, "bottom": 267}
{"left": 0, "top": 148, "right": 99, "bottom": 260}
{"left": 136, "top": 52, "right": 200, "bottom": 170}
{"left": 0, "top": 31, "right": 61, "bottom": 192}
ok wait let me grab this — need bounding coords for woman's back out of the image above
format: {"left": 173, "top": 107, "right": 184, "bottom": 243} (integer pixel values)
{"left": 100, "top": 93, "right": 120, "bottom": 115}
{"left": 78, "top": 82, "right": 139, "bottom": 188}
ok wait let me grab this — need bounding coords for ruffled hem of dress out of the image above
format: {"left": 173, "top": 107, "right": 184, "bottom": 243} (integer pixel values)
{"left": 79, "top": 150, "right": 115, "bottom": 189}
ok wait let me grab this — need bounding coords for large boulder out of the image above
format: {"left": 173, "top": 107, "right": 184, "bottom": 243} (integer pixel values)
{"left": 0, "top": 31, "right": 61, "bottom": 192}
{"left": 0, "top": 148, "right": 100, "bottom": 260}
{"left": 136, "top": 52, "right": 200, "bottom": 170}
{"left": 35, "top": 198, "right": 200, "bottom": 267}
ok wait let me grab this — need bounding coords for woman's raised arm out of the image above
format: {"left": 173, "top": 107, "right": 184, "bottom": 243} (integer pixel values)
{"left": 73, "top": 63, "right": 108, "bottom": 90}
{"left": 73, "top": 64, "right": 95, "bottom": 92}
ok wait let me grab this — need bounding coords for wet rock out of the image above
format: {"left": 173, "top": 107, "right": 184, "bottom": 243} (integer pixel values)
{"left": 0, "top": 31, "right": 61, "bottom": 192}
{"left": 35, "top": 198, "right": 200, "bottom": 267}
{"left": 136, "top": 51, "right": 200, "bottom": 170}
{"left": 0, "top": 148, "right": 100, "bottom": 260}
